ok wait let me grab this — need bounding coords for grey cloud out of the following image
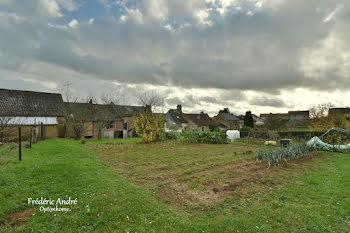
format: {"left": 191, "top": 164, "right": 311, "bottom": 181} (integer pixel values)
{"left": 249, "top": 96, "right": 288, "bottom": 108}
{"left": 1, "top": 0, "right": 350, "bottom": 100}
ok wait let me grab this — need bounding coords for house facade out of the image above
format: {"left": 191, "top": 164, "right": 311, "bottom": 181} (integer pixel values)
{"left": 183, "top": 112, "right": 217, "bottom": 131}
{"left": 213, "top": 111, "right": 241, "bottom": 130}
{"left": 0, "top": 88, "right": 65, "bottom": 141}
{"left": 165, "top": 105, "right": 216, "bottom": 132}
{"left": 164, "top": 105, "right": 188, "bottom": 131}
{"left": 288, "top": 111, "right": 309, "bottom": 122}
{"left": 328, "top": 108, "right": 350, "bottom": 120}
{"left": 260, "top": 111, "right": 309, "bottom": 123}
{"left": 64, "top": 100, "right": 144, "bottom": 139}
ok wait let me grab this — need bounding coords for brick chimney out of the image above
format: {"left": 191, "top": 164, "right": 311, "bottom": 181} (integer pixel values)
{"left": 177, "top": 104, "right": 182, "bottom": 112}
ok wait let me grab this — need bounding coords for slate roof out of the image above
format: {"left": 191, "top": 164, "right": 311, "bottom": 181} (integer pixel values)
{"left": 183, "top": 113, "right": 216, "bottom": 126}
{"left": 167, "top": 109, "right": 188, "bottom": 125}
{"left": 219, "top": 112, "right": 240, "bottom": 121}
{"left": 329, "top": 108, "right": 350, "bottom": 115}
{"left": 288, "top": 110, "right": 309, "bottom": 115}
{"left": 110, "top": 104, "right": 144, "bottom": 117}
{"left": 0, "top": 88, "right": 64, "bottom": 117}
{"left": 64, "top": 102, "right": 144, "bottom": 121}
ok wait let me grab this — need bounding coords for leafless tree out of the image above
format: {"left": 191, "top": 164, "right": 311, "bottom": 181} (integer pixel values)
{"left": 137, "top": 91, "right": 164, "bottom": 112}
{"left": 309, "top": 102, "right": 333, "bottom": 119}
{"left": 0, "top": 116, "right": 12, "bottom": 142}
{"left": 100, "top": 91, "right": 123, "bottom": 105}
{"left": 59, "top": 83, "right": 88, "bottom": 139}
{"left": 59, "top": 82, "right": 79, "bottom": 102}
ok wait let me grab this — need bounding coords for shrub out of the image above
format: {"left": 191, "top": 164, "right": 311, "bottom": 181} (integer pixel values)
{"left": 81, "top": 139, "right": 87, "bottom": 144}
{"left": 134, "top": 110, "right": 164, "bottom": 143}
{"left": 256, "top": 143, "right": 314, "bottom": 168}
{"left": 240, "top": 126, "right": 252, "bottom": 132}
{"left": 163, "top": 131, "right": 179, "bottom": 140}
{"left": 179, "top": 131, "right": 229, "bottom": 144}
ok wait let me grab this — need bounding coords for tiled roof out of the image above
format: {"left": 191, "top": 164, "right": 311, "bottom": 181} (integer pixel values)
{"left": 0, "top": 88, "right": 64, "bottom": 117}
{"left": 183, "top": 113, "right": 216, "bottom": 126}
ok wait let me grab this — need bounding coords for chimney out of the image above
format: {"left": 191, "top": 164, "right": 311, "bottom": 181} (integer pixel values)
{"left": 177, "top": 104, "right": 182, "bottom": 112}
{"left": 88, "top": 99, "right": 93, "bottom": 114}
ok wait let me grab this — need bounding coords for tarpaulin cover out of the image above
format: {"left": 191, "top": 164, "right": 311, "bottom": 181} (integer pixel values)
{"left": 307, "top": 136, "right": 350, "bottom": 150}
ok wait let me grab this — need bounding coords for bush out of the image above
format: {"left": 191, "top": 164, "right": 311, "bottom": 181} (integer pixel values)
{"left": 81, "top": 139, "right": 87, "bottom": 144}
{"left": 256, "top": 143, "right": 314, "bottom": 168}
{"left": 179, "top": 131, "right": 229, "bottom": 144}
{"left": 163, "top": 131, "right": 179, "bottom": 140}
{"left": 240, "top": 126, "right": 252, "bottom": 132}
{"left": 134, "top": 110, "right": 164, "bottom": 143}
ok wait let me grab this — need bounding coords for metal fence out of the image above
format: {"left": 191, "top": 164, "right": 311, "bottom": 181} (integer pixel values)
{"left": 0, "top": 123, "right": 46, "bottom": 161}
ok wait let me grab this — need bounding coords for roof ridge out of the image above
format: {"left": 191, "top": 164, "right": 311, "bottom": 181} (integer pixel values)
{"left": 0, "top": 88, "right": 61, "bottom": 95}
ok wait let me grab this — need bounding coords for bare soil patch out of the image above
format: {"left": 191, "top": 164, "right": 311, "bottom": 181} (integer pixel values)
{"left": 0, "top": 208, "right": 34, "bottom": 227}
{"left": 88, "top": 141, "right": 328, "bottom": 213}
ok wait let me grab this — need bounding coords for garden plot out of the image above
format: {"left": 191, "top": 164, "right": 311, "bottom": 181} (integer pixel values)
{"left": 88, "top": 141, "right": 325, "bottom": 213}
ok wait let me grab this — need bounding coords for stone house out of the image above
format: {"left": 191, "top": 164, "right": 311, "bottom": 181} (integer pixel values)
{"left": 213, "top": 111, "right": 241, "bottom": 130}
{"left": 328, "top": 108, "right": 350, "bottom": 121}
{"left": 164, "top": 105, "right": 189, "bottom": 131}
{"left": 64, "top": 100, "right": 144, "bottom": 139}
{"left": 183, "top": 112, "right": 217, "bottom": 131}
{"left": 288, "top": 111, "right": 309, "bottom": 122}
{"left": 164, "top": 105, "right": 217, "bottom": 132}
{"left": 0, "top": 88, "right": 65, "bottom": 141}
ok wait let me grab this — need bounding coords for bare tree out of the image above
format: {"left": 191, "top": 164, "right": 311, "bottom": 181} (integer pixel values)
{"left": 59, "top": 82, "right": 79, "bottom": 102}
{"left": 138, "top": 91, "right": 164, "bottom": 112}
{"left": 309, "top": 102, "right": 333, "bottom": 119}
{"left": 0, "top": 116, "right": 12, "bottom": 142}
{"left": 59, "top": 83, "right": 88, "bottom": 139}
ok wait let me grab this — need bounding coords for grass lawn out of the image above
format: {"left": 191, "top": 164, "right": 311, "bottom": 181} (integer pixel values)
{"left": 0, "top": 138, "right": 349, "bottom": 232}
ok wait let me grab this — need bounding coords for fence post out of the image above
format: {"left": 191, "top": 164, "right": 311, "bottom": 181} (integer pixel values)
{"left": 29, "top": 128, "right": 32, "bottom": 148}
{"left": 0, "top": 131, "right": 3, "bottom": 142}
{"left": 40, "top": 123, "right": 44, "bottom": 140}
{"left": 18, "top": 127, "right": 22, "bottom": 161}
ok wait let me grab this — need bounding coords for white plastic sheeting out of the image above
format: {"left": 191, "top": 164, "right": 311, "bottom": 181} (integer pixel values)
{"left": 5, "top": 117, "right": 58, "bottom": 125}
{"left": 307, "top": 136, "right": 350, "bottom": 150}
{"left": 226, "top": 130, "right": 240, "bottom": 142}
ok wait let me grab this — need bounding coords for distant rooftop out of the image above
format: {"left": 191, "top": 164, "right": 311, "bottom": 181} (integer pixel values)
{"left": 0, "top": 88, "right": 64, "bottom": 117}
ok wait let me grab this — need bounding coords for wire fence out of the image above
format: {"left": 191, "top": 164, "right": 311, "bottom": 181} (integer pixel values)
{"left": 0, "top": 123, "right": 47, "bottom": 161}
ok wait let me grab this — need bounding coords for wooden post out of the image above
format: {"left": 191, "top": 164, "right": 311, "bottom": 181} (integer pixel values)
{"left": 40, "top": 123, "right": 44, "bottom": 140}
{"left": 29, "top": 128, "right": 32, "bottom": 148}
{"left": 0, "top": 131, "right": 3, "bottom": 142}
{"left": 18, "top": 127, "right": 22, "bottom": 161}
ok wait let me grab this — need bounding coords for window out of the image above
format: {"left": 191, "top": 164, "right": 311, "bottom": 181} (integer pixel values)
{"left": 201, "top": 126, "right": 205, "bottom": 131}
{"left": 107, "top": 122, "right": 114, "bottom": 129}
{"left": 124, "top": 120, "right": 128, "bottom": 130}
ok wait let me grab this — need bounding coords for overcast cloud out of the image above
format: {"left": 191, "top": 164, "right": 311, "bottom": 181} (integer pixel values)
{"left": 0, "top": 0, "right": 350, "bottom": 115}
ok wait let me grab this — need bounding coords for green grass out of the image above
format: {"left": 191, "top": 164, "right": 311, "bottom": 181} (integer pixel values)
{"left": 0, "top": 139, "right": 349, "bottom": 232}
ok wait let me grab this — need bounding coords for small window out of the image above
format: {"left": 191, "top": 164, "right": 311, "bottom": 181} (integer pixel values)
{"left": 201, "top": 126, "right": 205, "bottom": 131}
{"left": 124, "top": 120, "right": 128, "bottom": 130}
{"left": 107, "top": 122, "right": 114, "bottom": 129}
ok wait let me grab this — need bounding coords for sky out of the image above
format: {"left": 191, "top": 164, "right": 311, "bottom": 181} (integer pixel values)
{"left": 0, "top": 0, "right": 350, "bottom": 116}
